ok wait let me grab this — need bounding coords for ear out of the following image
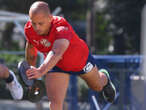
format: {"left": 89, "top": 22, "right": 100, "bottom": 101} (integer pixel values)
{"left": 48, "top": 15, "right": 53, "bottom": 22}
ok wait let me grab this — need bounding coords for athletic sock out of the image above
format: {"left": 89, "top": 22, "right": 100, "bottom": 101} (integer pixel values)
{"left": 5, "top": 73, "right": 14, "bottom": 83}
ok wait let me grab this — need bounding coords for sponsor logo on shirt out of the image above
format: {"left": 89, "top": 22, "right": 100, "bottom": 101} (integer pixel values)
{"left": 83, "top": 62, "right": 93, "bottom": 73}
{"left": 33, "top": 40, "right": 39, "bottom": 45}
{"left": 56, "top": 26, "right": 68, "bottom": 32}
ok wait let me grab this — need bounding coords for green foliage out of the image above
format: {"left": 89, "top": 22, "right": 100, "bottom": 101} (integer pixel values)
{"left": 0, "top": 54, "right": 24, "bottom": 70}
{"left": 0, "top": 54, "right": 24, "bottom": 63}
{"left": 105, "top": 0, "right": 145, "bottom": 54}
{"left": 94, "top": 13, "right": 113, "bottom": 54}
{"left": 0, "top": 0, "right": 144, "bottom": 54}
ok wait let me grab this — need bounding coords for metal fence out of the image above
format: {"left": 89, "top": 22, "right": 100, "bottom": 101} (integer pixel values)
{"left": 61, "top": 55, "right": 142, "bottom": 110}
{"left": 0, "top": 54, "right": 143, "bottom": 110}
{"left": 85, "top": 55, "right": 141, "bottom": 110}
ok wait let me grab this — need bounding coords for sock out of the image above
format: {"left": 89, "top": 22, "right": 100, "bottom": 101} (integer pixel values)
{"left": 5, "top": 73, "right": 14, "bottom": 83}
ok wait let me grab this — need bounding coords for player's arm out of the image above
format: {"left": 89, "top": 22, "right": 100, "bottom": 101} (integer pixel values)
{"left": 38, "top": 39, "right": 70, "bottom": 75}
{"left": 25, "top": 41, "right": 38, "bottom": 66}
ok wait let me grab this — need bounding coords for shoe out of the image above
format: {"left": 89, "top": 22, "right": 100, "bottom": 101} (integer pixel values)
{"left": 6, "top": 70, "right": 23, "bottom": 100}
{"left": 99, "top": 69, "right": 116, "bottom": 103}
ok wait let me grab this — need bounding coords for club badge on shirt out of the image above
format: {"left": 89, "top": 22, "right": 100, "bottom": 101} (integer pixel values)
{"left": 40, "top": 39, "right": 51, "bottom": 47}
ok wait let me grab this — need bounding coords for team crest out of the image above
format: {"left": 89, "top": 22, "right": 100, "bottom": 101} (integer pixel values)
{"left": 40, "top": 39, "right": 51, "bottom": 47}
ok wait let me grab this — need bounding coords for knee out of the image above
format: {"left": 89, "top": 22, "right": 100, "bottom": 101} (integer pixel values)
{"left": 0, "top": 64, "right": 9, "bottom": 78}
{"left": 48, "top": 96, "right": 64, "bottom": 104}
{"left": 48, "top": 97, "right": 64, "bottom": 110}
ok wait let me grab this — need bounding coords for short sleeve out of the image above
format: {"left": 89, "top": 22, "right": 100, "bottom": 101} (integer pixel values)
{"left": 54, "top": 25, "right": 73, "bottom": 41}
{"left": 24, "top": 22, "right": 32, "bottom": 43}
{"left": 24, "top": 30, "right": 30, "bottom": 42}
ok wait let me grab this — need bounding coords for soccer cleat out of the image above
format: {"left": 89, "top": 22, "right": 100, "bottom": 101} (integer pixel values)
{"left": 99, "top": 69, "right": 116, "bottom": 103}
{"left": 6, "top": 70, "right": 23, "bottom": 100}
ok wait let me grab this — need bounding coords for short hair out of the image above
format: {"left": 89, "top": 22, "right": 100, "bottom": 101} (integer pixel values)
{"left": 29, "top": 1, "right": 51, "bottom": 16}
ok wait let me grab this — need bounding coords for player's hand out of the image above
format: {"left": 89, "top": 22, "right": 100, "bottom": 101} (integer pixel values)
{"left": 26, "top": 66, "right": 43, "bottom": 79}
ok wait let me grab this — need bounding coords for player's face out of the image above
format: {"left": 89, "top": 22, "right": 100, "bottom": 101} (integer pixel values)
{"left": 30, "top": 12, "right": 52, "bottom": 36}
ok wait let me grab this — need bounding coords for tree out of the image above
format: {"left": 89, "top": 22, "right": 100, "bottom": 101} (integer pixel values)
{"left": 105, "top": 0, "right": 145, "bottom": 54}
{"left": 0, "top": 0, "right": 36, "bottom": 50}
{"left": 86, "top": 0, "right": 113, "bottom": 54}
{"left": 0, "top": 0, "right": 88, "bottom": 50}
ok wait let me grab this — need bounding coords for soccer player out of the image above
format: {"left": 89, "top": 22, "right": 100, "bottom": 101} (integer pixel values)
{"left": 0, "top": 64, "right": 23, "bottom": 100}
{"left": 25, "top": 1, "right": 116, "bottom": 110}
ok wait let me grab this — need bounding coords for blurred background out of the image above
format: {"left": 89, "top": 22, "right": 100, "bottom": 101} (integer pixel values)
{"left": 0, "top": 0, "right": 146, "bottom": 110}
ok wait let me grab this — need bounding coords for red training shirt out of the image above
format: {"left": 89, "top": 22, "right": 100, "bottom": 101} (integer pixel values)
{"left": 24, "top": 16, "right": 89, "bottom": 72}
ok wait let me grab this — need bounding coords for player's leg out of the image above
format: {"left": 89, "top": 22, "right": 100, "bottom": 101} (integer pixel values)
{"left": 80, "top": 66, "right": 107, "bottom": 91}
{"left": 79, "top": 65, "right": 116, "bottom": 103}
{"left": 98, "top": 69, "right": 116, "bottom": 103}
{"left": 0, "top": 64, "right": 10, "bottom": 79}
{"left": 45, "top": 72, "right": 70, "bottom": 110}
{"left": 0, "top": 64, "right": 23, "bottom": 100}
